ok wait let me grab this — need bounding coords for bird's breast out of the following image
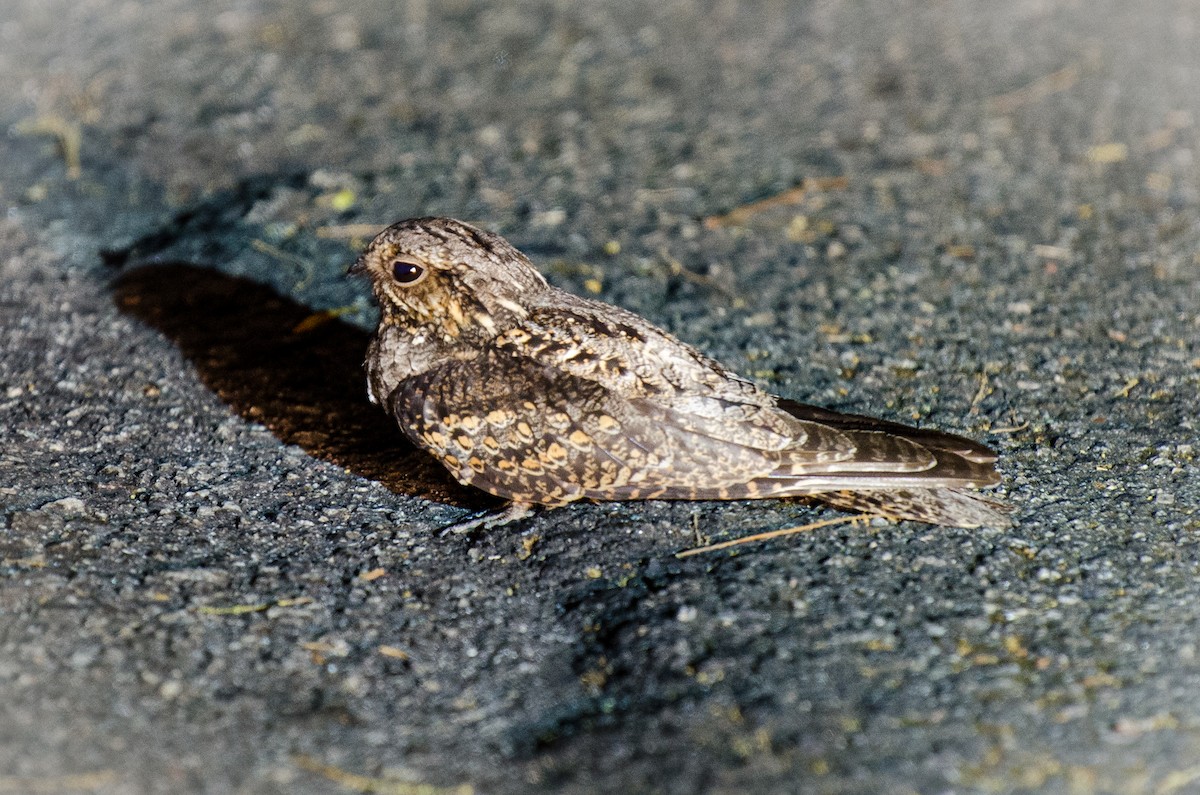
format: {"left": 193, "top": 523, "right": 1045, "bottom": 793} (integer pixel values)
{"left": 366, "top": 324, "right": 474, "bottom": 406}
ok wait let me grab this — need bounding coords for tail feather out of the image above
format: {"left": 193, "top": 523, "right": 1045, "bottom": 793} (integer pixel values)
{"left": 772, "top": 399, "right": 1009, "bottom": 526}
{"left": 814, "top": 486, "right": 1012, "bottom": 528}
{"left": 777, "top": 398, "right": 997, "bottom": 464}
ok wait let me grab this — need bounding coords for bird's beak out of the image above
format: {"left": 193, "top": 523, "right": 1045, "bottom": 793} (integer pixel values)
{"left": 347, "top": 255, "right": 367, "bottom": 276}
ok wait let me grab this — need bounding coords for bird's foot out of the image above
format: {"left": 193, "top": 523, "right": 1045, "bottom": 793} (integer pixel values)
{"left": 439, "top": 502, "right": 537, "bottom": 536}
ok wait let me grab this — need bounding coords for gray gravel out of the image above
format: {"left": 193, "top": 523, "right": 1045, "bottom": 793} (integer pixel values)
{"left": 2, "top": 1, "right": 1200, "bottom": 793}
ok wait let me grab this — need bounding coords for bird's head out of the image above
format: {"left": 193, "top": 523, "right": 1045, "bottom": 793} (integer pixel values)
{"left": 350, "top": 217, "right": 548, "bottom": 343}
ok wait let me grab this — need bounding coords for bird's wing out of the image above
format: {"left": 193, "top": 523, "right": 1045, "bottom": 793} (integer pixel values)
{"left": 497, "top": 299, "right": 998, "bottom": 482}
{"left": 493, "top": 300, "right": 901, "bottom": 465}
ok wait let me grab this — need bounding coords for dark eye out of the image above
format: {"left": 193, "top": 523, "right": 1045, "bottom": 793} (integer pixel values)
{"left": 391, "top": 259, "right": 426, "bottom": 285}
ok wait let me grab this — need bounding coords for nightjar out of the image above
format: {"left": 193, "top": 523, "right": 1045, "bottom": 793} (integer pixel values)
{"left": 350, "top": 217, "right": 1008, "bottom": 527}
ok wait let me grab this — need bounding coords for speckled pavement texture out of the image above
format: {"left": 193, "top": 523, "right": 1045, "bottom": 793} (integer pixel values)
{"left": 2, "top": 1, "right": 1199, "bottom": 793}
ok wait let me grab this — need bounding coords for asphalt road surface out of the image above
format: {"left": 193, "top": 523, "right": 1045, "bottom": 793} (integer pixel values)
{"left": 2, "top": 2, "right": 1199, "bottom": 793}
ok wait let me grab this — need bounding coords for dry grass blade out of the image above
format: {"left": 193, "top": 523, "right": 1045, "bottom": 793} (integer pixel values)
{"left": 676, "top": 514, "right": 876, "bottom": 557}
{"left": 703, "top": 176, "right": 849, "bottom": 228}
{"left": 0, "top": 770, "right": 118, "bottom": 793}
{"left": 293, "top": 755, "right": 473, "bottom": 795}
{"left": 317, "top": 223, "right": 388, "bottom": 239}
{"left": 15, "top": 114, "right": 83, "bottom": 179}
{"left": 990, "top": 420, "right": 1030, "bottom": 435}
{"left": 970, "top": 370, "right": 992, "bottom": 408}
{"left": 987, "top": 64, "right": 1081, "bottom": 114}
{"left": 656, "top": 248, "right": 740, "bottom": 300}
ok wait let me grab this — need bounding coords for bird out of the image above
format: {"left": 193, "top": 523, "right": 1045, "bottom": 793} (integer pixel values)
{"left": 349, "top": 216, "right": 1009, "bottom": 528}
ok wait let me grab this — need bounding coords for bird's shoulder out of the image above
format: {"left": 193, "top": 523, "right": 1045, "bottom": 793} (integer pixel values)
{"left": 490, "top": 289, "right": 765, "bottom": 403}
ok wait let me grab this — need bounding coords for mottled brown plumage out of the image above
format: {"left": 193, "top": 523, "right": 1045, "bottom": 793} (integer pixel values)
{"left": 351, "top": 217, "right": 1009, "bottom": 527}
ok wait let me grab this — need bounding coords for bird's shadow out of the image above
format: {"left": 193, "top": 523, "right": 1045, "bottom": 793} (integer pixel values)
{"left": 112, "top": 262, "right": 490, "bottom": 509}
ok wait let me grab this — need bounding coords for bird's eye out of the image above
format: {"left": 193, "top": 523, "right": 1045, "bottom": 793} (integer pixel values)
{"left": 390, "top": 259, "right": 427, "bottom": 285}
